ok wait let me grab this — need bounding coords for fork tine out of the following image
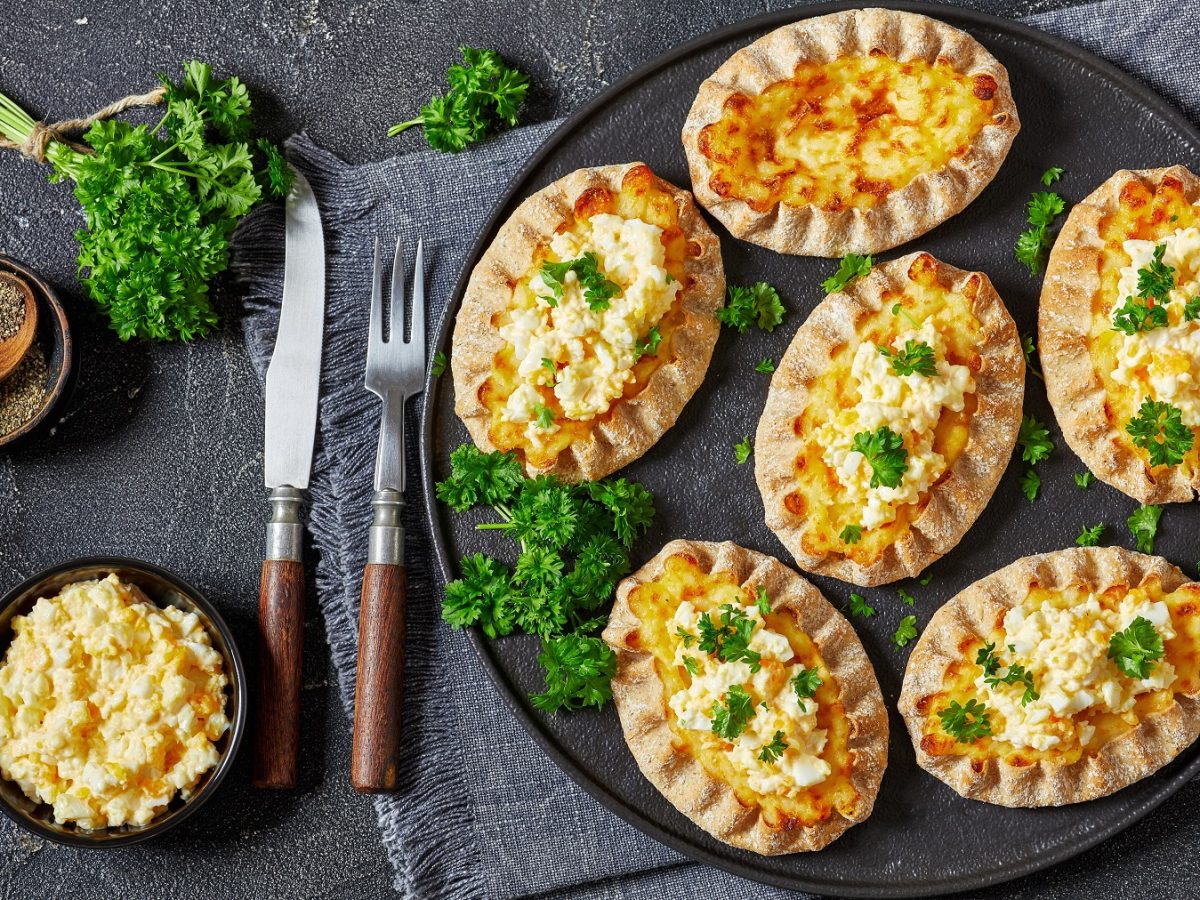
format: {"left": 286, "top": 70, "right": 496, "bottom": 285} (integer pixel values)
{"left": 369, "top": 236, "right": 383, "bottom": 353}
{"left": 390, "top": 235, "right": 406, "bottom": 344}
{"left": 410, "top": 238, "right": 425, "bottom": 363}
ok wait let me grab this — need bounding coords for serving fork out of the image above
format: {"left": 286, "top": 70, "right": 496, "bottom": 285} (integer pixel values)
{"left": 351, "top": 235, "right": 425, "bottom": 792}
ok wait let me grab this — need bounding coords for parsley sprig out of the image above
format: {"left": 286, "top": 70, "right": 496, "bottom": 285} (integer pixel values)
{"left": 717, "top": 282, "right": 786, "bottom": 332}
{"left": 1076, "top": 523, "right": 1105, "bottom": 547}
{"left": 1107, "top": 616, "right": 1165, "bottom": 679}
{"left": 847, "top": 593, "right": 876, "bottom": 619}
{"left": 791, "top": 667, "right": 822, "bottom": 700}
{"left": 878, "top": 340, "right": 937, "bottom": 377}
{"left": 1126, "top": 398, "right": 1194, "bottom": 467}
{"left": 822, "top": 254, "right": 873, "bottom": 294}
{"left": 0, "top": 61, "right": 289, "bottom": 340}
{"left": 938, "top": 699, "right": 993, "bottom": 743}
{"left": 436, "top": 445, "right": 654, "bottom": 711}
{"left": 388, "top": 47, "right": 528, "bottom": 151}
{"left": 892, "top": 615, "right": 919, "bottom": 649}
{"left": 851, "top": 426, "right": 908, "bottom": 488}
{"left": 1127, "top": 504, "right": 1162, "bottom": 554}
{"left": 757, "top": 731, "right": 788, "bottom": 763}
{"left": 1015, "top": 414, "right": 1054, "bottom": 503}
{"left": 539, "top": 253, "right": 620, "bottom": 311}
{"left": 977, "top": 643, "right": 1039, "bottom": 705}
{"left": 1112, "top": 244, "right": 1175, "bottom": 335}
{"left": 1015, "top": 189, "right": 1067, "bottom": 275}
{"left": 711, "top": 684, "right": 756, "bottom": 740}
{"left": 698, "top": 605, "right": 762, "bottom": 672}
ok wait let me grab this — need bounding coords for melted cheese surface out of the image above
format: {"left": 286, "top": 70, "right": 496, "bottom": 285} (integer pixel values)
{"left": 482, "top": 166, "right": 690, "bottom": 470}
{"left": 918, "top": 579, "right": 1200, "bottom": 766}
{"left": 786, "top": 256, "right": 981, "bottom": 566}
{"left": 697, "top": 54, "right": 999, "bottom": 213}
{"left": 627, "top": 553, "right": 862, "bottom": 827}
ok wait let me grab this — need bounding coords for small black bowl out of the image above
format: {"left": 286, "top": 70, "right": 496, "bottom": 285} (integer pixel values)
{"left": 0, "top": 255, "right": 75, "bottom": 449}
{"left": 0, "top": 558, "right": 246, "bottom": 847}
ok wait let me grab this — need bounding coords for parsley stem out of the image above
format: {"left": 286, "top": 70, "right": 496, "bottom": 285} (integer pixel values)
{"left": 475, "top": 522, "right": 514, "bottom": 530}
{"left": 386, "top": 117, "right": 423, "bottom": 137}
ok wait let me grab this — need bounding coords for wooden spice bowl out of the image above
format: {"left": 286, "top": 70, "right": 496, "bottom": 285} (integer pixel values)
{"left": 0, "top": 256, "right": 73, "bottom": 449}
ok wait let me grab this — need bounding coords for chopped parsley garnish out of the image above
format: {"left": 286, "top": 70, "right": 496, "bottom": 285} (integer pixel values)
{"left": 1126, "top": 398, "right": 1194, "bottom": 467}
{"left": 1019, "top": 469, "right": 1041, "bottom": 502}
{"left": 892, "top": 614, "right": 919, "bottom": 649}
{"left": 1076, "top": 523, "right": 1105, "bottom": 547}
{"left": 698, "top": 605, "right": 762, "bottom": 672}
{"left": 734, "top": 436, "right": 752, "bottom": 465}
{"left": 1015, "top": 190, "right": 1067, "bottom": 275}
{"left": 897, "top": 589, "right": 915, "bottom": 607}
{"left": 755, "top": 357, "right": 776, "bottom": 374}
{"left": 675, "top": 626, "right": 695, "bottom": 648}
{"left": 1185, "top": 297, "right": 1200, "bottom": 322}
{"left": 938, "top": 699, "right": 993, "bottom": 743}
{"left": 1127, "top": 504, "right": 1162, "bottom": 554}
{"left": 432, "top": 350, "right": 448, "bottom": 377}
{"left": 1041, "top": 166, "right": 1064, "bottom": 186}
{"left": 711, "top": 684, "right": 756, "bottom": 740}
{"left": 1107, "top": 616, "right": 1164, "bottom": 679}
{"left": 539, "top": 253, "right": 620, "bottom": 310}
{"left": 1112, "top": 295, "right": 1169, "bottom": 335}
{"left": 757, "top": 730, "right": 788, "bottom": 763}
{"left": 822, "top": 253, "right": 873, "bottom": 294}
{"left": 847, "top": 593, "right": 876, "bottom": 619}
{"left": 851, "top": 426, "right": 908, "bottom": 488}
{"left": 635, "top": 326, "right": 662, "bottom": 360}
{"left": 1018, "top": 415, "right": 1054, "bottom": 464}
{"left": 1021, "top": 334, "right": 1044, "bottom": 381}
{"left": 1137, "top": 243, "right": 1175, "bottom": 302}
{"left": 533, "top": 404, "right": 556, "bottom": 430}
{"left": 1074, "top": 471, "right": 1095, "bottom": 489}
{"left": 791, "top": 667, "right": 823, "bottom": 700}
{"left": 918, "top": 571, "right": 933, "bottom": 586}
{"left": 682, "top": 655, "right": 699, "bottom": 676}
{"left": 839, "top": 524, "right": 862, "bottom": 545}
{"left": 878, "top": 339, "right": 937, "bottom": 377}
{"left": 1112, "top": 244, "right": 1176, "bottom": 334}
{"left": 756, "top": 586, "right": 771, "bottom": 617}
{"left": 977, "top": 643, "right": 1039, "bottom": 705}
{"left": 891, "top": 302, "right": 921, "bottom": 329}
{"left": 718, "top": 282, "right": 786, "bottom": 332}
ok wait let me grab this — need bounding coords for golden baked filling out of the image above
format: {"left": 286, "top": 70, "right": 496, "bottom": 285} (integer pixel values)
{"left": 917, "top": 577, "right": 1200, "bottom": 767}
{"left": 625, "top": 552, "right": 860, "bottom": 828}
{"left": 786, "top": 255, "right": 981, "bottom": 566}
{"left": 1089, "top": 174, "right": 1200, "bottom": 477}
{"left": 696, "top": 54, "right": 999, "bottom": 214}
{"left": 480, "top": 165, "right": 693, "bottom": 471}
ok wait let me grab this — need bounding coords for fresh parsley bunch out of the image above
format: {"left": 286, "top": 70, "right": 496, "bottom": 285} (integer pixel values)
{"left": 437, "top": 445, "right": 655, "bottom": 712}
{"left": 389, "top": 47, "right": 529, "bottom": 152}
{"left": 0, "top": 61, "right": 291, "bottom": 341}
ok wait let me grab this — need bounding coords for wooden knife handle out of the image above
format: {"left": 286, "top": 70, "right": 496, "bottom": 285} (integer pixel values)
{"left": 352, "top": 563, "right": 408, "bottom": 792}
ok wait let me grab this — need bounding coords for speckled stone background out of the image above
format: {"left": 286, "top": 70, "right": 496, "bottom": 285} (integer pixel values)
{"left": 2, "top": 1, "right": 1198, "bottom": 898}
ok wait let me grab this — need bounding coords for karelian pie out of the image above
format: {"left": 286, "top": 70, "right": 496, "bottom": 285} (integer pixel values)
{"left": 452, "top": 162, "right": 724, "bottom": 481}
{"left": 755, "top": 252, "right": 1023, "bottom": 587}
{"left": 602, "top": 540, "right": 887, "bottom": 854}
{"left": 899, "top": 547, "right": 1200, "bottom": 807}
{"left": 1041, "top": 165, "right": 1200, "bottom": 503}
{"left": 681, "top": 8, "right": 1019, "bottom": 257}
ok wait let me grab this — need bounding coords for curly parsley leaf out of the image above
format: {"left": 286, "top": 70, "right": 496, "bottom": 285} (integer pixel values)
{"left": 892, "top": 615, "right": 919, "bottom": 649}
{"left": 587, "top": 478, "right": 655, "bottom": 549}
{"left": 682, "top": 655, "right": 699, "bottom": 676}
{"left": 839, "top": 524, "right": 862, "bottom": 545}
{"left": 1126, "top": 398, "right": 1194, "bottom": 467}
{"left": 388, "top": 47, "right": 529, "bottom": 151}
{"left": 1019, "top": 469, "right": 1041, "bottom": 502}
{"left": 878, "top": 339, "right": 937, "bottom": 377}
{"left": 851, "top": 426, "right": 908, "bottom": 488}
{"left": 847, "top": 593, "right": 876, "bottom": 619}
{"left": 1018, "top": 415, "right": 1054, "bottom": 465}
{"left": 1076, "top": 523, "right": 1105, "bottom": 547}
{"left": 435, "top": 445, "right": 524, "bottom": 511}
{"left": 1075, "top": 471, "right": 1095, "bottom": 489}
{"left": 1107, "top": 616, "right": 1164, "bottom": 679}
{"left": 635, "top": 326, "right": 662, "bottom": 360}
{"left": 791, "top": 667, "right": 823, "bottom": 700}
{"left": 755, "top": 357, "right": 776, "bottom": 374}
{"left": 1015, "top": 190, "right": 1067, "bottom": 275}
{"left": 978, "top": 643, "right": 1039, "bottom": 705}
{"left": 734, "top": 436, "right": 752, "bottom": 465}
{"left": 1185, "top": 297, "right": 1200, "bottom": 322}
{"left": 1041, "top": 166, "right": 1064, "bottom": 186}
{"left": 539, "top": 253, "right": 619, "bottom": 311}
{"left": 898, "top": 589, "right": 915, "bottom": 607}
{"left": 711, "top": 684, "right": 756, "bottom": 740}
{"left": 1137, "top": 243, "right": 1175, "bottom": 302}
{"left": 1021, "top": 334, "right": 1044, "bottom": 381}
{"left": 700, "top": 605, "right": 762, "bottom": 672}
{"left": 530, "top": 633, "right": 616, "bottom": 712}
{"left": 1112, "top": 295, "right": 1169, "bottom": 335}
{"left": 717, "top": 282, "right": 786, "bottom": 332}
{"left": 431, "top": 350, "right": 448, "bottom": 377}
{"left": 532, "top": 403, "right": 556, "bottom": 430}
{"left": 1127, "top": 504, "right": 1163, "bottom": 554}
{"left": 756, "top": 586, "right": 771, "bottom": 617}
{"left": 822, "top": 254, "right": 873, "bottom": 294}
{"left": 757, "top": 730, "right": 788, "bottom": 763}
{"left": 938, "top": 699, "right": 993, "bottom": 743}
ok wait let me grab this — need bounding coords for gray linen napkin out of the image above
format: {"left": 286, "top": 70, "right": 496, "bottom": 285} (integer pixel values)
{"left": 231, "top": 2, "right": 1200, "bottom": 897}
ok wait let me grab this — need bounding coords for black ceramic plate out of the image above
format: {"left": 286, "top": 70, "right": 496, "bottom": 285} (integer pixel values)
{"left": 421, "top": 4, "right": 1200, "bottom": 896}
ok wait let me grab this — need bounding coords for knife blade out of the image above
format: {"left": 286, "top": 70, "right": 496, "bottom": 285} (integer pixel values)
{"left": 253, "top": 168, "right": 325, "bottom": 790}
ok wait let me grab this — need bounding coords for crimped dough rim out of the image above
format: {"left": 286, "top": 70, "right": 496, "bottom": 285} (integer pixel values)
{"left": 899, "top": 546, "right": 1200, "bottom": 807}
{"left": 754, "top": 252, "right": 1024, "bottom": 587}
{"left": 680, "top": 7, "right": 1020, "bottom": 257}
{"left": 451, "top": 162, "right": 725, "bottom": 482}
{"left": 601, "top": 539, "right": 888, "bottom": 854}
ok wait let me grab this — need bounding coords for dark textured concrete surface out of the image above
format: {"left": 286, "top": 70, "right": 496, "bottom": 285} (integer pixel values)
{"left": 4, "top": 1, "right": 1193, "bottom": 899}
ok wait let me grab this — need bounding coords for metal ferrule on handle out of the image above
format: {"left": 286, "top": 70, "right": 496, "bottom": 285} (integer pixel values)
{"left": 266, "top": 486, "right": 305, "bottom": 561}
{"left": 367, "top": 490, "right": 405, "bottom": 565}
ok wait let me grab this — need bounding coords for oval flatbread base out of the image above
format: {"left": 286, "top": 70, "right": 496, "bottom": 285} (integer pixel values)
{"left": 602, "top": 539, "right": 888, "bottom": 854}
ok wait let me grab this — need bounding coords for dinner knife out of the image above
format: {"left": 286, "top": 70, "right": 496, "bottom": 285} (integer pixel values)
{"left": 253, "top": 168, "right": 325, "bottom": 790}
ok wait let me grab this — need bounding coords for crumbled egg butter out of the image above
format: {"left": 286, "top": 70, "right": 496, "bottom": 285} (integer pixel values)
{"left": 666, "top": 600, "right": 831, "bottom": 794}
{"left": 1111, "top": 228, "right": 1200, "bottom": 426}
{"left": 814, "top": 323, "right": 974, "bottom": 529}
{"left": 978, "top": 588, "right": 1175, "bottom": 752}
{"left": 0, "top": 575, "right": 229, "bottom": 829}
{"left": 499, "top": 213, "right": 679, "bottom": 442}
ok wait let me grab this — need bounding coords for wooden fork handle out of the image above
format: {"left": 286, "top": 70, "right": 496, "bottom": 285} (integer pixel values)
{"left": 351, "top": 562, "right": 407, "bottom": 792}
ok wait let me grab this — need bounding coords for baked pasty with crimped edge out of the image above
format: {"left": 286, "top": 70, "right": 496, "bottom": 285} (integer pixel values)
{"left": 899, "top": 547, "right": 1200, "bottom": 807}
{"left": 602, "top": 540, "right": 887, "bottom": 854}
{"left": 755, "top": 252, "right": 1023, "bottom": 587}
{"left": 681, "top": 8, "right": 1019, "bottom": 257}
{"left": 451, "top": 162, "right": 724, "bottom": 482}
{"left": 1040, "top": 165, "right": 1200, "bottom": 503}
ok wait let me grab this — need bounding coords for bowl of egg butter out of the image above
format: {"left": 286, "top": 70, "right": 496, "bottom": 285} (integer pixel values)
{"left": 0, "top": 557, "right": 246, "bottom": 846}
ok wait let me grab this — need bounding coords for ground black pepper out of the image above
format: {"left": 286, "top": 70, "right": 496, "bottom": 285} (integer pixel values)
{"left": 0, "top": 276, "right": 25, "bottom": 342}
{"left": 0, "top": 346, "right": 47, "bottom": 436}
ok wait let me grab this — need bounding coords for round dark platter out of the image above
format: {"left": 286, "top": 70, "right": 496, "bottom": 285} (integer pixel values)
{"left": 421, "top": 3, "right": 1200, "bottom": 896}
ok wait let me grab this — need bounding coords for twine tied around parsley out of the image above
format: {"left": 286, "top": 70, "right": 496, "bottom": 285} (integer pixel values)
{"left": 0, "top": 86, "right": 166, "bottom": 163}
